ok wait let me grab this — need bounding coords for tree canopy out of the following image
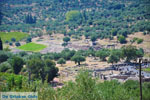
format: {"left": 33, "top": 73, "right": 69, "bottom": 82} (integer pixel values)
{"left": 108, "top": 50, "right": 121, "bottom": 65}
{"left": 57, "top": 58, "right": 66, "bottom": 66}
{"left": 121, "top": 45, "right": 143, "bottom": 62}
{"left": 27, "top": 58, "right": 58, "bottom": 83}
{"left": 96, "top": 49, "right": 110, "bottom": 61}
{"left": 11, "top": 56, "right": 24, "bottom": 74}
{"left": 66, "top": 10, "right": 81, "bottom": 22}
{"left": 63, "top": 37, "right": 70, "bottom": 43}
{"left": 71, "top": 55, "right": 85, "bottom": 65}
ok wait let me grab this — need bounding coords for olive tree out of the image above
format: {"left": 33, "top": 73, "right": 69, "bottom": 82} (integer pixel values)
{"left": 57, "top": 58, "right": 66, "bottom": 66}
{"left": 27, "top": 58, "right": 58, "bottom": 83}
{"left": 71, "top": 55, "right": 85, "bottom": 65}
{"left": 11, "top": 56, "right": 24, "bottom": 74}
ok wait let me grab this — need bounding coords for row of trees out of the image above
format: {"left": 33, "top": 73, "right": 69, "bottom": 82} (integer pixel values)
{"left": 0, "top": 51, "right": 58, "bottom": 83}
{"left": 25, "top": 14, "right": 36, "bottom": 24}
{"left": 0, "top": 44, "right": 144, "bottom": 67}
{"left": 98, "top": 45, "right": 144, "bottom": 64}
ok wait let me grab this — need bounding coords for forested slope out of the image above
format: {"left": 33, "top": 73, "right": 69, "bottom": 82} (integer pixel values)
{"left": 0, "top": 0, "right": 150, "bottom": 39}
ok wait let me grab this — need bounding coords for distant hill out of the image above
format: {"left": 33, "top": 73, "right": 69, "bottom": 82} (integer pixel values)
{"left": 0, "top": 0, "right": 150, "bottom": 39}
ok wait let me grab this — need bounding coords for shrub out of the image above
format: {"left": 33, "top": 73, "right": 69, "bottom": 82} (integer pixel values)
{"left": 5, "top": 40, "right": 9, "bottom": 43}
{"left": 4, "top": 74, "right": 23, "bottom": 90}
{"left": 118, "top": 35, "right": 127, "bottom": 44}
{"left": 143, "top": 31, "right": 147, "bottom": 35}
{"left": 10, "top": 56, "right": 24, "bottom": 74}
{"left": 96, "top": 49, "right": 110, "bottom": 61}
{"left": 19, "top": 51, "right": 28, "bottom": 57}
{"left": 15, "top": 42, "right": 21, "bottom": 47}
{"left": 3, "top": 46, "right": 11, "bottom": 51}
{"left": 66, "top": 10, "right": 81, "bottom": 22}
{"left": 0, "top": 62, "right": 11, "bottom": 72}
{"left": 0, "top": 52, "right": 9, "bottom": 63}
{"left": 6, "top": 69, "right": 13, "bottom": 73}
{"left": 21, "top": 67, "right": 27, "bottom": 73}
{"left": 62, "top": 42, "right": 68, "bottom": 47}
{"left": 11, "top": 38, "right": 16, "bottom": 42}
{"left": 26, "top": 37, "right": 32, "bottom": 43}
{"left": 133, "top": 37, "right": 138, "bottom": 42}
{"left": 9, "top": 42, "right": 13, "bottom": 46}
{"left": 63, "top": 37, "right": 70, "bottom": 43}
{"left": 137, "top": 38, "right": 143, "bottom": 44}
{"left": 91, "top": 35, "right": 97, "bottom": 42}
{"left": 7, "top": 74, "right": 15, "bottom": 90}
{"left": 57, "top": 58, "right": 66, "bottom": 66}
{"left": 15, "top": 76, "right": 22, "bottom": 89}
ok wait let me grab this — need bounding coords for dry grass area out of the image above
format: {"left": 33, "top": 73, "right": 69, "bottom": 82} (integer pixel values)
{"left": 127, "top": 32, "right": 150, "bottom": 49}
{"left": 30, "top": 32, "right": 150, "bottom": 53}
{"left": 97, "top": 38, "right": 117, "bottom": 45}
{"left": 97, "top": 32, "right": 150, "bottom": 51}
{"left": 56, "top": 57, "right": 111, "bottom": 71}
{"left": 6, "top": 32, "right": 149, "bottom": 82}
{"left": 56, "top": 57, "right": 120, "bottom": 82}
{"left": 32, "top": 34, "right": 64, "bottom": 46}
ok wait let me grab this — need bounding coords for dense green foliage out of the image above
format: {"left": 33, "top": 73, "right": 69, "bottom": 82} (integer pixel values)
{"left": 25, "top": 14, "right": 36, "bottom": 24}
{"left": 66, "top": 10, "right": 81, "bottom": 22}
{"left": 131, "top": 37, "right": 144, "bottom": 44}
{"left": 10, "top": 56, "right": 24, "bottom": 74}
{"left": 91, "top": 34, "right": 97, "bottom": 42}
{"left": 26, "top": 37, "right": 32, "bottom": 43}
{"left": 63, "top": 37, "right": 71, "bottom": 43}
{"left": 96, "top": 49, "right": 110, "bottom": 61}
{"left": 0, "top": 62, "right": 11, "bottom": 72}
{"left": 71, "top": 55, "right": 86, "bottom": 65}
{"left": 1, "top": 71, "right": 150, "bottom": 100}
{"left": 0, "top": 50, "right": 59, "bottom": 83}
{"left": 108, "top": 50, "right": 121, "bottom": 65}
{"left": 57, "top": 58, "right": 66, "bottom": 66}
{"left": 0, "top": 0, "right": 150, "bottom": 39}
{"left": 27, "top": 58, "right": 58, "bottom": 83}
{"left": 137, "top": 38, "right": 144, "bottom": 44}
{"left": 118, "top": 35, "right": 127, "bottom": 44}
{"left": 122, "top": 45, "right": 144, "bottom": 62}
{"left": 0, "top": 51, "right": 9, "bottom": 63}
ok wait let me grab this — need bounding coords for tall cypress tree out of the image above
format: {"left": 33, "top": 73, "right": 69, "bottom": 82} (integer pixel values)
{"left": 25, "top": 14, "right": 36, "bottom": 24}
{"left": 0, "top": 37, "right": 3, "bottom": 50}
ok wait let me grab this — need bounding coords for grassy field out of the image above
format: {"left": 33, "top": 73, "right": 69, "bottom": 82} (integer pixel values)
{"left": 143, "top": 68, "right": 150, "bottom": 72}
{"left": 0, "top": 32, "right": 29, "bottom": 42}
{"left": 17, "top": 42, "right": 47, "bottom": 52}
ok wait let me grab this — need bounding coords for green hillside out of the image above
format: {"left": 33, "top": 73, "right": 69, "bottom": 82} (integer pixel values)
{"left": 0, "top": 32, "right": 29, "bottom": 42}
{"left": 0, "top": 0, "right": 150, "bottom": 39}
